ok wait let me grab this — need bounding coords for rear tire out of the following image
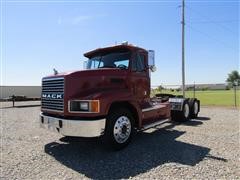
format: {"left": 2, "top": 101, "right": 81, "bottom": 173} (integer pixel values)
{"left": 104, "top": 108, "right": 134, "bottom": 150}
{"left": 189, "top": 99, "right": 200, "bottom": 118}
{"left": 171, "top": 100, "right": 190, "bottom": 122}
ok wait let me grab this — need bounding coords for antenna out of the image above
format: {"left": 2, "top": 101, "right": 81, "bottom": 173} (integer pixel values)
{"left": 181, "top": 0, "right": 186, "bottom": 98}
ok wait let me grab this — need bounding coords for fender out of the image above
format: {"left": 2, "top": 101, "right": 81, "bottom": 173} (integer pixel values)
{"left": 91, "top": 89, "right": 142, "bottom": 124}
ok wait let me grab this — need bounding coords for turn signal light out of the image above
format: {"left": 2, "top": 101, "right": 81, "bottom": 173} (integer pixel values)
{"left": 90, "top": 100, "right": 100, "bottom": 113}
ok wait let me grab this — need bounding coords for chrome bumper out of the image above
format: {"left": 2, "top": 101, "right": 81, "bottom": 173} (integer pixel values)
{"left": 39, "top": 113, "right": 106, "bottom": 137}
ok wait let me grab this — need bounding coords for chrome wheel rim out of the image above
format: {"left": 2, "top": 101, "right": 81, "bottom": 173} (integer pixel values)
{"left": 184, "top": 104, "right": 190, "bottom": 118}
{"left": 113, "top": 116, "right": 131, "bottom": 143}
{"left": 194, "top": 102, "right": 198, "bottom": 115}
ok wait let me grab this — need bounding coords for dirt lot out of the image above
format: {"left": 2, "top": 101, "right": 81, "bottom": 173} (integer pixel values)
{"left": 0, "top": 101, "right": 239, "bottom": 179}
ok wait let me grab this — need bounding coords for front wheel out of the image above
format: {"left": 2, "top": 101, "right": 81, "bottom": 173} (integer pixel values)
{"left": 104, "top": 108, "right": 134, "bottom": 150}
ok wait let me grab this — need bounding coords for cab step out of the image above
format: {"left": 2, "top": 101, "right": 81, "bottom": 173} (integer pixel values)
{"left": 141, "top": 118, "right": 170, "bottom": 131}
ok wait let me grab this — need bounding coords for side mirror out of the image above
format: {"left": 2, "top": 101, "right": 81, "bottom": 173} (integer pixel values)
{"left": 83, "top": 60, "right": 88, "bottom": 69}
{"left": 149, "top": 65, "right": 157, "bottom": 72}
{"left": 148, "top": 50, "right": 156, "bottom": 72}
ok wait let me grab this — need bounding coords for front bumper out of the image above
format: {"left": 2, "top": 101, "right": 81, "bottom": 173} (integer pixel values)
{"left": 39, "top": 113, "right": 106, "bottom": 137}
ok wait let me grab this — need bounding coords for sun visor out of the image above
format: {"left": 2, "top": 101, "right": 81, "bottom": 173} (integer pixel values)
{"left": 84, "top": 45, "right": 131, "bottom": 58}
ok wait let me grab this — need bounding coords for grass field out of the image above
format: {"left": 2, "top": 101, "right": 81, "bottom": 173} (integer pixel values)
{"left": 152, "top": 89, "right": 240, "bottom": 107}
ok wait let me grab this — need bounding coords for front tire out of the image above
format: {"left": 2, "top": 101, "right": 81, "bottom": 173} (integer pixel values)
{"left": 104, "top": 108, "right": 134, "bottom": 150}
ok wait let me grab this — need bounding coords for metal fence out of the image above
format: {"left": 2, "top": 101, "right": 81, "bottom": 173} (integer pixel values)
{"left": 151, "top": 84, "right": 239, "bottom": 107}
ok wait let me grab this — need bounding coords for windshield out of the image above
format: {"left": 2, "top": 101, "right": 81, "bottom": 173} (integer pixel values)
{"left": 86, "top": 51, "right": 130, "bottom": 70}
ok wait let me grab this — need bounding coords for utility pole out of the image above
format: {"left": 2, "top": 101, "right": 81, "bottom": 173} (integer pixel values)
{"left": 181, "top": 0, "right": 186, "bottom": 98}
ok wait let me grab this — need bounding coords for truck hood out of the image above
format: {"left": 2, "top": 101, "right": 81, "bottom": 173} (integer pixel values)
{"left": 44, "top": 68, "right": 126, "bottom": 78}
{"left": 43, "top": 68, "right": 129, "bottom": 100}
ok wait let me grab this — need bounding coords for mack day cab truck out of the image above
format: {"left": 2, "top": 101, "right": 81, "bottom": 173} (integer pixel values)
{"left": 40, "top": 43, "right": 200, "bottom": 150}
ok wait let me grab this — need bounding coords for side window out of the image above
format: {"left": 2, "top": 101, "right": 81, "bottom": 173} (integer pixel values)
{"left": 140, "top": 54, "right": 146, "bottom": 68}
{"left": 132, "top": 54, "right": 137, "bottom": 71}
{"left": 132, "top": 53, "right": 145, "bottom": 72}
{"left": 137, "top": 54, "right": 145, "bottom": 71}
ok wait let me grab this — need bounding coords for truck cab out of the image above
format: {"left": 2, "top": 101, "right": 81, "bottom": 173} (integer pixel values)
{"left": 40, "top": 43, "right": 199, "bottom": 149}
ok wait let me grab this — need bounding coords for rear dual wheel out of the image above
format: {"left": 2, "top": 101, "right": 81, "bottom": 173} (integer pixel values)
{"left": 189, "top": 99, "right": 200, "bottom": 118}
{"left": 171, "top": 100, "right": 190, "bottom": 122}
{"left": 172, "top": 99, "right": 200, "bottom": 122}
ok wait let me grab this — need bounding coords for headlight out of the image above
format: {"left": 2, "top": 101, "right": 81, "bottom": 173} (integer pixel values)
{"left": 79, "top": 102, "right": 89, "bottom": 111}
{"left": 69, "top": 100, "right": 100, "bottom": 113}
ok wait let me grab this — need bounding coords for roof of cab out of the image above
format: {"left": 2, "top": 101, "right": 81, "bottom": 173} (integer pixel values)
{"left": 84, "top": 44, "right": 147, "bottom": 58}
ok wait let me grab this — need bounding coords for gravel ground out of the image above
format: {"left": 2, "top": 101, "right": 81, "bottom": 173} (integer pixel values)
{"left": 0, "top": 101, "right": 239, "bottom": 179}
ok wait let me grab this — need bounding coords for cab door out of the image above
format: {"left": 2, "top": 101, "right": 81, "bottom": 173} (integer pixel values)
{"left": 130, "top": 51, "right": 150, "bottom": 107}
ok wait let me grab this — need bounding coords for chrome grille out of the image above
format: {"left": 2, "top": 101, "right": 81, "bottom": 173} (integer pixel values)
{"left": 41, "top": 77, "right": 64, "bottom": 112}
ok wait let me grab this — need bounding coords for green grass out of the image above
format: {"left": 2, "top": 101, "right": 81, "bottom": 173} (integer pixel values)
{"left": 151, "top": 89, "right": 240, "bottom": 107}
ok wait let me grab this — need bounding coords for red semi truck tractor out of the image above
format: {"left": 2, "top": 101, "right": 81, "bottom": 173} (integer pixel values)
{"left": 40, "top": 43, "right": 200, "bottom": 149}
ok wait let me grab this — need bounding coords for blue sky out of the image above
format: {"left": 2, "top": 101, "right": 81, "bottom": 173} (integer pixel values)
{"left": 1, "top": 0, "right": 239, "bottom": 86}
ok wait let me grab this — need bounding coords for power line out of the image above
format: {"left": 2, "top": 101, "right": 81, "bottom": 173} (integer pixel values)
{"left": 186, "top": 20, "right": 240, "bottom": 24}
{"left": 186, "top": 5, "right": 237, "bottom": 34}
{"left": 186, "top": 24, "right": 237, "bottom": 52}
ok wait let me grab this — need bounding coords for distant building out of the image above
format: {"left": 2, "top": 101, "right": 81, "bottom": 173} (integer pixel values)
{"left": 0, "top": 86, "right": 41, "bottom": 99}
{"left": 182, "top": 83, "right": 227, "bottom": 90}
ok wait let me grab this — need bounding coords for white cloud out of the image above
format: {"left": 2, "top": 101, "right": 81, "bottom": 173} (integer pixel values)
{"left": 57, "top": 14, "right": 107, "bottom": 26}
